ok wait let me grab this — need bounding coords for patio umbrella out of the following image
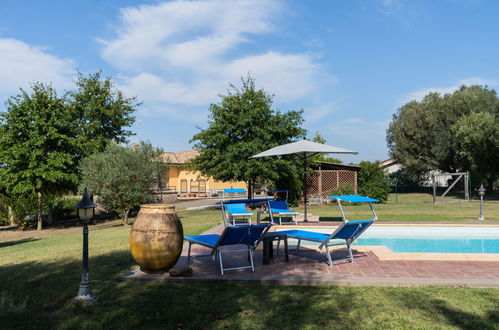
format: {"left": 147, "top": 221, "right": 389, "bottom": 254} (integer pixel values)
{"left": 250, "top": 139, "right": 358, "bottom": 221}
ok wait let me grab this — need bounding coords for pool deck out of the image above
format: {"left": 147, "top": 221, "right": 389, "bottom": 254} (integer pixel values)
{"left": 120, "top": 224, "right": 499, "bottom": 288}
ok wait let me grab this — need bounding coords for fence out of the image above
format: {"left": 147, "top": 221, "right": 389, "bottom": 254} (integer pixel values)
{"left": 307, "top": 170, "right": 357, "bottom": 199}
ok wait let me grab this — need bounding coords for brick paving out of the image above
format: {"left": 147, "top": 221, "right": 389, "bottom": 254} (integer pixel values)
{"left": 121, "top": 241, "right": 499, "bottom": 287}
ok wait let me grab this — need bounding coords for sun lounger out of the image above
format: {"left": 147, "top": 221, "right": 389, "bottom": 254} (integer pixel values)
{"left": 277, "top": 219, "right": 375, "bottom": 266}
{"left": 184, "top": 224, "right": 271, "bottom": 275}
{"left": 268, "top": 200, "right": 299, "bottom": 225}
{"left": 224, "top": 203, "right": 253, "bottom": 225}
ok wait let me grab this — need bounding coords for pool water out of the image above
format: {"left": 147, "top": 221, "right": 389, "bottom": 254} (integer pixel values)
{"left": 285, "top": 226, "right": 499, "bottom": 254}
{"left": 355, "top": 226, "right": 499, "bottom": 253}
{"left": 353, "top": 237, "right": 499, "bottom": 253}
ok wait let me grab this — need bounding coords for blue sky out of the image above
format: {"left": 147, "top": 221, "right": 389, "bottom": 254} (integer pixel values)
{"left": 1, "top": 0, "right": 498, "bottom": 163}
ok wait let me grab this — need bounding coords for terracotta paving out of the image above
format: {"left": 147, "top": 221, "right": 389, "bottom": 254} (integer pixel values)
{"left": 121, "top": 242, "right": 499, "bottom": 287}
{"left": 119, "top": 224, "right": 499, "bottom": 287}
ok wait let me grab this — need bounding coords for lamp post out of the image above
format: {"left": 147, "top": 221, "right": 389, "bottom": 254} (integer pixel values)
{"left": 74, "top": 188, "right": 97, "bottom": 306}
{"left": 478, "top": 184, "right": 485, "bottom": 221}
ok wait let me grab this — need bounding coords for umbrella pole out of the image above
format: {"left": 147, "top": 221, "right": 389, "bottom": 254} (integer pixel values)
{"left": 303, "top": 154, "right": 308, "bottom": 222}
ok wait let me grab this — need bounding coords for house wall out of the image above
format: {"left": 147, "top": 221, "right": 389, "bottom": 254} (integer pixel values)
{"left": 165, "top": 165, "right": 246, "bottom": 193}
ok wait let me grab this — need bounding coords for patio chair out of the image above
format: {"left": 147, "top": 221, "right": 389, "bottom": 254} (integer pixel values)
{"left": 277, "top": 219, "right": 375, "bottom": 266}
{"left": 268, "top": 200, "right": 299, "bottom": 225}
{"left": 225, "top": 203, "right": 253, "bottom": 225}
{"left": 184, "top": 224, "right": 271, "bottom": 275}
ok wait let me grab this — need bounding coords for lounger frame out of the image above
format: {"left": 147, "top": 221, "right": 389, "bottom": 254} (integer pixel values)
{"left": 185, "top": 224, "right": 271, "bottom": 275}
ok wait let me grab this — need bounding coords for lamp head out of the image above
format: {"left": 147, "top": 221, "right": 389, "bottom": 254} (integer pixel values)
{"left": 478, "top": 184, "right": 486, "bottom": 196}
{"left": 76, "top": 188, "right": 96, "bottom": 222}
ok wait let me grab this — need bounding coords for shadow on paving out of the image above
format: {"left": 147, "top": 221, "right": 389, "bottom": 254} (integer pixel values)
{"left": 1, "top": 249, "right": 498, "bottom": 329}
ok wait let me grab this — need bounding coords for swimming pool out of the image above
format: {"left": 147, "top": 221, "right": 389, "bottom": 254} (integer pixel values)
{"left": 278, "top": 226, "right": 499, "bottom": 254}
{"left": 355, "top": 226, "right": 499, "bottom": 253}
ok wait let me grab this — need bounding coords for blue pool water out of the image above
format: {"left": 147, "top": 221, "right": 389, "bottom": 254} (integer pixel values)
{"left": 353, "top": 238, "right": 499, "bottom": 253}
{"left": 282, "top": 226, "right": 499, "bottom": 254}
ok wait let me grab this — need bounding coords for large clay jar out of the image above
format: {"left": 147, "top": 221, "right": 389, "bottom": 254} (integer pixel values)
{"left": 130, "top": 204, "right": 183, "bottom": 273}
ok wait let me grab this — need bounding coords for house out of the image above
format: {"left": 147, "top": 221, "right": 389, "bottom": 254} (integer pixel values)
{"left": 379, "top": 158, "right": 401, "bottom": 174}
{"left": 379, "top": 158, "right": 452, "bottom": 187}
{"left": 161, "top": 150, "right": 247, "bottom": 196}
{"left": 307, "top": 161, "right": 360, "bottom": 198}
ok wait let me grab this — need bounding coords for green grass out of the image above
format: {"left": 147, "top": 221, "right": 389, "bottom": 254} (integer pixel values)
{"left": 1, "top": 197, "right": 498, "bottom": 329}
{"left": 292, "top": 193, "right": 499, "bottom": 223}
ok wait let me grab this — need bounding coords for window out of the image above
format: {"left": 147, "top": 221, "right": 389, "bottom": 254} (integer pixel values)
{"left": 190, "top": 180, "right": 199, "bottom": 193}
{"left": 180, "top": 179, "right": 188, "bottom": 193}
{"left": 198, "top": 179, "right": 206, "bottom": 193}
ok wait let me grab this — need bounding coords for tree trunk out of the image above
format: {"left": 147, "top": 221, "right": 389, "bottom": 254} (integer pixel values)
{"left": 37, "top": 191, "right": 43, "bottom": 231}
{"left": 8, "top": 206, "right": 14, "bottom": 226}
{"left": 123, "top": 209, "right": 129, "bottom": 225}
{"left": 247, "top": 181, "right": 253, "bottom": 199}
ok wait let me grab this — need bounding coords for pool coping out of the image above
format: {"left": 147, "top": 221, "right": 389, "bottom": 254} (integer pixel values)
{"left": 274, "top": 223, "right": 499, "bottom": 262}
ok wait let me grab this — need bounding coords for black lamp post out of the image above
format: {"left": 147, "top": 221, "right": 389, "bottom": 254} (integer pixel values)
{"left": 478, "top": 184, "right": 485, "bottom": 221}
{"left": 74, "top": 188, "right": 97, "bottom": 306}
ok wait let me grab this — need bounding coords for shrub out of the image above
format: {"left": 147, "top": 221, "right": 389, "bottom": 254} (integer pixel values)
{"left": 358, "top": 161, "right": 391, "bottom": 202}
{"left": 328, "top": 184, "right": 355, "bottom": 196}
{"left": 52, "top": 197, "right": 80, "bottom": 221}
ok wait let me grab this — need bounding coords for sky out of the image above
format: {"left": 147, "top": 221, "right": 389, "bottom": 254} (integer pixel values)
{"left": 1, "top": 0, "right": 498, "bottom": 164}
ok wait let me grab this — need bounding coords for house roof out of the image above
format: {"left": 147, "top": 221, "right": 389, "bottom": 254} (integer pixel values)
{"left": 379, "top": 158, "right": 397, "bottom": 168}
{"left": 161, "top": 150, "right": 199, "bottom": 164}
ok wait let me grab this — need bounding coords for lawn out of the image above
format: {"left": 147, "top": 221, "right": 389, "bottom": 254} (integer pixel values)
{"left": 0, "top": 194, "right": 498, "bottom": 329}
{"left": 297, "top": 193, "right": 499, "bottom": 223}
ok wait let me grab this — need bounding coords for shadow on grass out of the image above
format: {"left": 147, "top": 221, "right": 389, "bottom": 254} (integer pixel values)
{"left": 0, "top": 238, "right": 40, "bottom": 248}
{"left": 1, "top": 249, "right": 498, "bottom": 329}
{"left": 389, "top": 288, "right": 499, "bottom": 329}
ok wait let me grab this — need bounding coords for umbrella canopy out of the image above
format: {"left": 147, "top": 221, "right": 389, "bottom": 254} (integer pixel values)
{"left": 250, "top": 139, "right": 358, "bottom": 221}
{"left": 250, "top": 139, "right": 357, "bottom": 158}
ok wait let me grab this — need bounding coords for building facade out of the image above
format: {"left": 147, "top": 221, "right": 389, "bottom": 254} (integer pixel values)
{"left": 161, "top": 150, "right": 247, "bottom": 196}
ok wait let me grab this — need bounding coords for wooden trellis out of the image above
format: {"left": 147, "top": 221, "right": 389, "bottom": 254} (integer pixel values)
{"left": 307, "top": 170, "right": 357, "bottom": 198}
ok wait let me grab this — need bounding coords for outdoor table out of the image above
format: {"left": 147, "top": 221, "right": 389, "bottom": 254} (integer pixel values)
{"left": 262, "top": 233, "right": 289, "bottom": 265}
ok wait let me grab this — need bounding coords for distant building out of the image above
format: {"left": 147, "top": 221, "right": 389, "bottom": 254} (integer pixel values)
{"left": 161, "top": 150, "right": 247, "bottom": 196}
{"left": 379, "top": 158, "right": 452, "bottom": 187}
{"left": 379, "top": 158, "right": 401, "bottom": 174}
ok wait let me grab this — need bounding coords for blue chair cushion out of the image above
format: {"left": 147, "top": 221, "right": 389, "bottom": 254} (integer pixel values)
{"left": 226, "top": 203, "right": 252, "bottom": 215}
{"left": 277, "top": 229, "right": 330, "bottom": 242}
{"left": 184, "top": 234, "right": 220, "bottom": 248}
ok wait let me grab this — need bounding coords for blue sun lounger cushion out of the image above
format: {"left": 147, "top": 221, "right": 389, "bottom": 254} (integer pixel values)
{"left": 277, "top": 219, "right": 375, "bottom": 266}
{"left": 268, "top": 200, "right": 299, "bottom": 225}
{"left": 184, "top": 224, "right": 271, "bottom": 275}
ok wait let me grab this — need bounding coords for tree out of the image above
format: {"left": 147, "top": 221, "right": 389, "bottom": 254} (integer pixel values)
{"left": 387, "top": 85, "right": 499, "bottom": 187}
{"left": 79, "top": 142, "right": 166, "bottom": 224}
{"left": 68, "top": 71, "right": 137, "bottom": 154}
{"left": 0, "top": 72, "right": 138, "bottom": 230}
{"left": 453, "top": 112, "right": 498, "bottom": 188}
{"left": 190, "top": 76, "right": 306, "bottom": 199}
{"left": 357, "top": 161, "right": 391, "bottom": 202}
{"left": 0, "top": 83, "right": 79, "bottom": 230}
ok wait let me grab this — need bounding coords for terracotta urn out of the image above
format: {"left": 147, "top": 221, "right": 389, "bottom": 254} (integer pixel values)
{"left": 130, "top": 204, "right": 183, "bottom": 273}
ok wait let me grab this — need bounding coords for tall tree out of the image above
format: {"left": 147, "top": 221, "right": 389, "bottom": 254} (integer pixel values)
{"left": 0, "top": 72, "right": 138, "bottom": 230}
{"left": 190, "top": 76, "right": 306, "bottom": 199}
{"left": 80, "top": 142, "right": 166, "bottom": 224}
{"left": 68, "top": 71, "right": 138, "bottom": 154}
{"left": 387, "top": 85, "right": 499, "bottom": 187}
{"left": 0, "top": 83, "right": 79, "bottom": 230}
